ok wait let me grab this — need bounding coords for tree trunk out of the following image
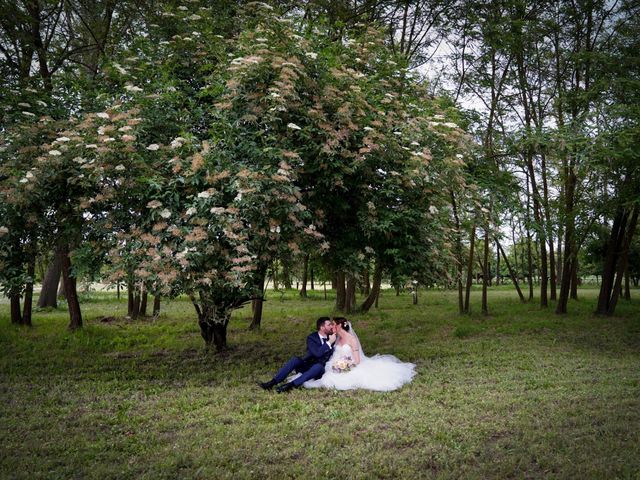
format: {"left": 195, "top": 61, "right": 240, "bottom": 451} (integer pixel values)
{"left": 153, "top": 294, "right": 161, "bottom": 316}
{"left": 624, "top": 267, "right": 631, "bottom": 300}
{"left": 570, "top": 256, "right": 578, "bottom": 300}
{"left": 127, "top": 282, "right": 135, "bottom": 316}
{"left": 195, "top": 302, "right": 231, "bottom": 351}
{"left": 58, "top": 275, "right": 66, "bottom": 299}
{"left": 360, "top": 261, "right": 382, "bottom": 313}
{"left": 22, "top": 256, "right": 35, "bottom": 326}
{"left": 283, "top": 260, "right": 292, "bottom": 289}
{"left": 132, "top": 291, "right": 141, "bottom": 320}
{"left": 495, "top": 240, "right": 500, "bottom": 286}
{"left": 596, "top": 207, "right": 626, "bottom": 313}
{"left": 481, "top": 230, "right": 490, "bottom": 315}
{"left": 496, "top": 239, "right": 525, "bottom": 303}
{"left": 61, "top": 247, "right": 82, "bottom": 330}
{"left": 345, "top": 275, "right": 356, "bottom": 314}
{"left": 249, "top": 266, "right": 267, "bottom": 330}
{"left": 556, "top": 228, "right": 563, "bottom": 285}
{"left": 540, "top": 150, "right": 556, "bottom": 302}
{"left": 451, "top": 190, "right": 464, "bottom": 313}
{"left": 525, "top": 174, "right": 534, "bottom": 301}
{"left": 596, "top": 205, "right": 638, "bottom": 315}
{"left": 310, "top": 266, "right": 315, "bottom": 290}
{"left": 300, "top": 254, "right": 309, "bottom": 298}
{"left": 10, "top": 293, "right": 22, "bottom": 324}
{"left": 363, "top": 268, "right": 370, "bottom": 295}
{"left": 556, "top": 154, "right": 577, "bottom": 314}
{"left": 38, "top": 251, "right": 62, "bottom": 308}
{"left": 335, "top": 271, "right": 346, "bottom": 311}
{"left": 463, "top": 225, "right": 476, "bottom": 313}
{"left": 139, "top": 288, "right": 148, "bottom": 317}
{"left": 271, "top": 262, "right": 279, "bottom": 291}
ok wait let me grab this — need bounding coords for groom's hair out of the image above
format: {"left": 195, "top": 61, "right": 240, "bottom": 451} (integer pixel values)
{"left": 316, "top": 317, "right": 331, "bottom": 330}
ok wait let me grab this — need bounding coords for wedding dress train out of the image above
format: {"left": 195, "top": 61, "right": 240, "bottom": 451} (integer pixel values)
{"left": 303, "top": 343, "right": 416, "bottom": 392}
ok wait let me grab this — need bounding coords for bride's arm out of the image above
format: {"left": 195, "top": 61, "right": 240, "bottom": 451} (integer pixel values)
{"left": 348, "top": 336, "right": 361, "bottom": 364}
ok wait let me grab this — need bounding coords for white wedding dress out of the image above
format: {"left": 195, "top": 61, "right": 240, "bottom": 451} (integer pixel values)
{"left": 303, "top": 341, "right": 416, "bottom": 392}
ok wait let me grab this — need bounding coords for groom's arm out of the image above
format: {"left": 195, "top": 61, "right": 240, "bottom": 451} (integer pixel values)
{"left": 306, "top": 334, "right": 332, "bottom": 360}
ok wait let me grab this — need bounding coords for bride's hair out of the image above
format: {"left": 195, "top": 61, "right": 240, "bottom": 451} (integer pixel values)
{"left": 333, "top": 317, "right": 350, "bottom": 332}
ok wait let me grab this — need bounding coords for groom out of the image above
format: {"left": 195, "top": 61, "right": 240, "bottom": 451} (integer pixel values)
{"left": 258, "top": 317, "right": 336, "bottom": 393}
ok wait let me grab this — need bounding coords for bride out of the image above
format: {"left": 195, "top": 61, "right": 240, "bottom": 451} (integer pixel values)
{"left": 302, "top": 317, "right": 416, "bottom": 391}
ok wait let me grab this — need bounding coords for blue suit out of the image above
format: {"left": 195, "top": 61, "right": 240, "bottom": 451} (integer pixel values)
{"left": 272, "top": 332, "right": 334, "bottom": 387}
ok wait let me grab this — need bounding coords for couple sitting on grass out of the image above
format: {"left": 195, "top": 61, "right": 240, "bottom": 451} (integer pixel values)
{"left": 258, "top": 317, "right": 416, "bottom": 393}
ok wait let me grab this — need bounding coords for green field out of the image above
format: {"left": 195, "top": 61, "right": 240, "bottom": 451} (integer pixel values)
{"left": 1, "top": 286, "right": 639, "bottom": 479}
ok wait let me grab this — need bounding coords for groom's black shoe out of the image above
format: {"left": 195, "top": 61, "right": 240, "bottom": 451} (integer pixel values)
{"left": 276, "top": 382, "right": 295, "bottom": 393}
{"left": 258, "top": 379, "right": 278, "bottom": 390}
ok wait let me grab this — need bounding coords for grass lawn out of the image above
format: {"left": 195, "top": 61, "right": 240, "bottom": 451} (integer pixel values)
{"left": 1, "top": 286, "right": 639, "bottom": 479}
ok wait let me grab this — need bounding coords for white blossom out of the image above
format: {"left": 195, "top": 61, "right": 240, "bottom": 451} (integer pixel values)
{"left": 85, "top": 144, "right": 98, "bottom": 149}
{"left": 147, "top": 200, "right": 163, "bottom": 209}
{"left": 36, "top": 100, "right": 47, "bottom": 107}
{"left": 363, "top": 126, "right": 373, "bottom": 131}
{"left": 118, "top": 126, "right": 132, "bottom": 132}
{"left": 429, "top": 205, "right": 439, "bottom": 215}
{"left": 124, "top": 84, "right": 143, "bottom": 93}
{"left": 19, "top": 178, "right": 29, "bottom": 183}
{"left": 197, "top": 191, "right": 211, "bottom": 199}
{"left": 115, "top": 164, "right": 126, "bottom": 171}
{"left": 146, "top": 143, "right": 160, "bottom": 151}
{"left": 22, "top": 111, "right": 36, "bottom": 117}
{"left": 48, "top": 150, "right": 62, "bottom": 156}
{"left": 287, "top": 123, "right": 301, "bottom": 130}
{"left": 188, "top": 14, "right": 201, "bottom": 20}
{"left": 210, "top": 207, "right": 225, "bottom": 214}
{"left": 18, "top": 102, "right": 31, "bottom": 108}
{"left": 113, "top": 63, "right": 128, "bottom": 75}
{"left": 177, "top": 6, "right": 188, "bottom": 10}
{"left": 73, "top": 157, "right": 86, "bottom": 164}
{"left": 160, "top": 209, "right": 172, "bottom": 218}
{"left": 0, "top": 226, "right": 8, "bottom": 236}
{"left": 186, "top": 207, "right": 197, "bottom": 216}
{"left": 96, "top": 112, "right": 110, "bottom": 119}
{"left": 443, "top": 122, "right": 458, "bottom": 128}
{"left": 456, "top": 154, "right": 464, "bottom": 159}
{"left": 305, "top": 52, "right": 317, "bottom": 60}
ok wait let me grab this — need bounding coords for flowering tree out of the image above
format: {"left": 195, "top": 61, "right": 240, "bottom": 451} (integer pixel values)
{"left": 2, "top": 1, "right": 469, "bottom": 347}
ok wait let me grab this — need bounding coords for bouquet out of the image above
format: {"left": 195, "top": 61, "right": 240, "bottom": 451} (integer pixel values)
{"left": 332, "top": 356, "right": 354, "bottom": 373}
